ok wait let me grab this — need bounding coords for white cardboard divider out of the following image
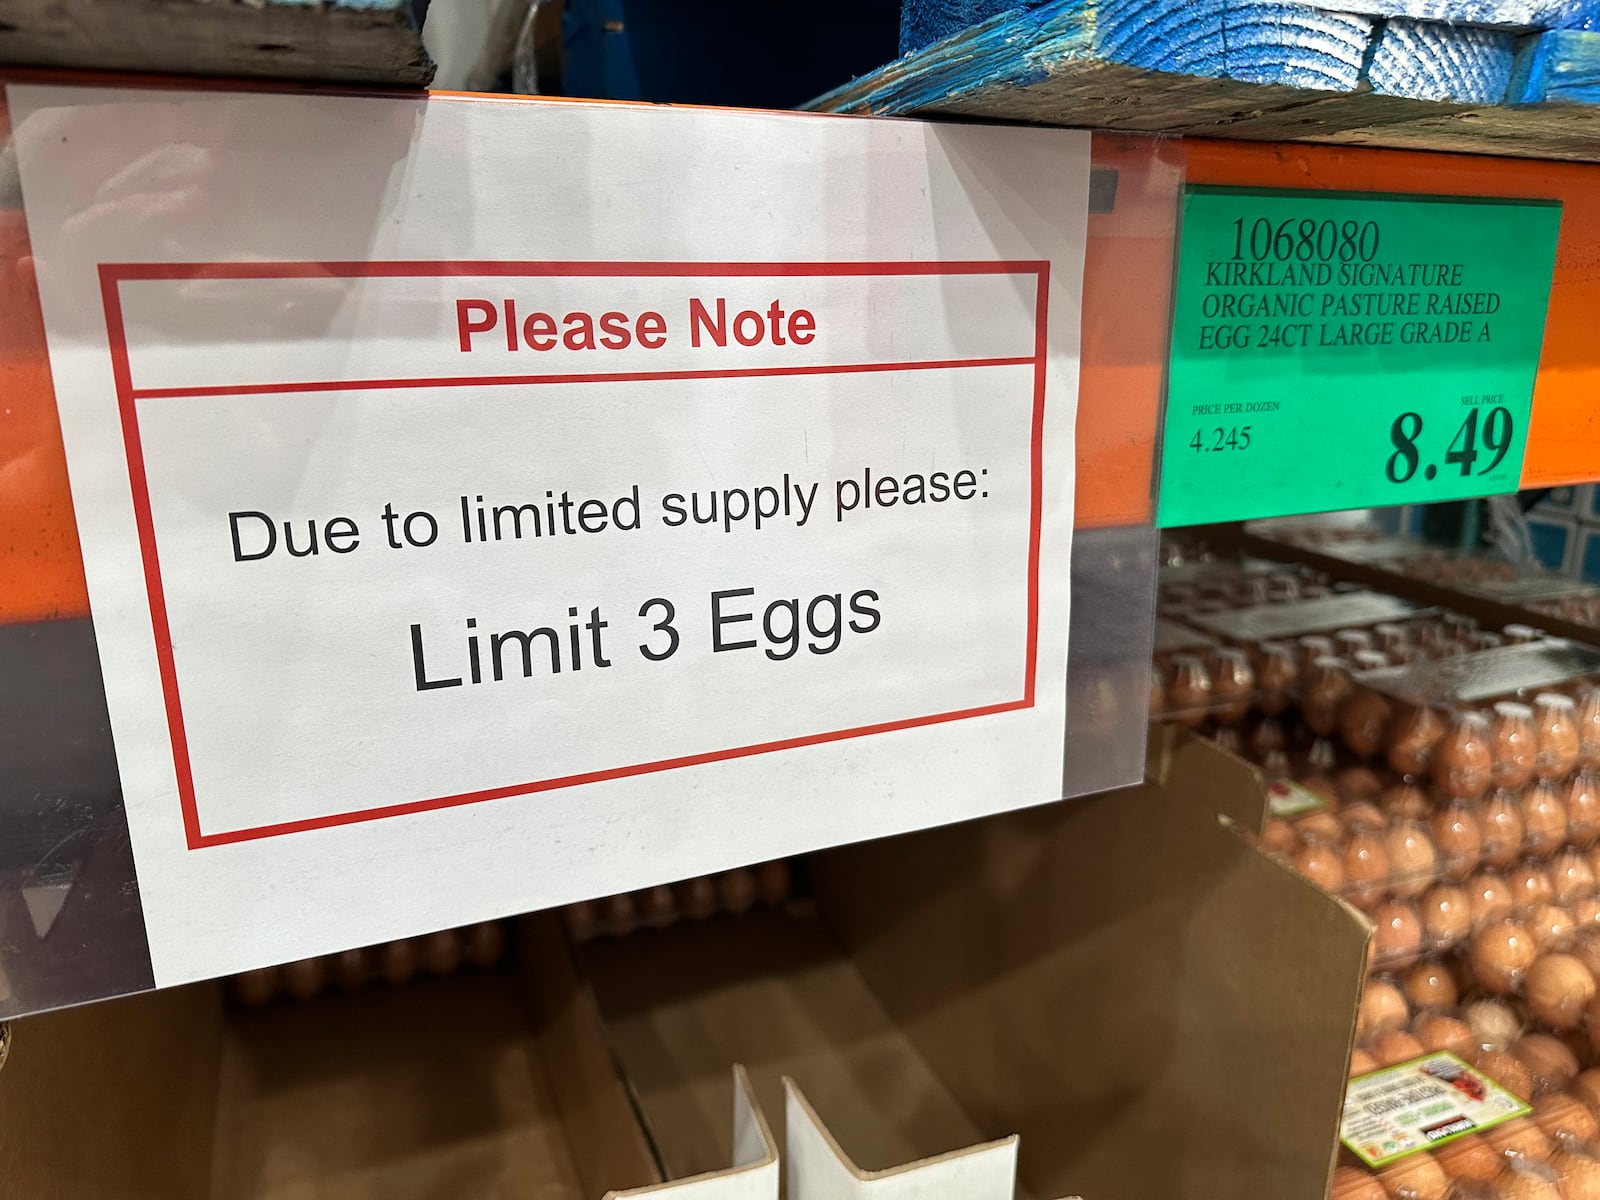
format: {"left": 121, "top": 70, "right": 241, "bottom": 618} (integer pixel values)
{"left": 609, "top": 1065, "right": 779, "bottom": 1199}
{"left": 784, "top": 1078, "right": 1020, "bottom": 1199}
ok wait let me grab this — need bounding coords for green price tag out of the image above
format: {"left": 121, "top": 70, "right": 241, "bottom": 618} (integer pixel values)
{"left": 1156, "top": 187, "right": 1562, "bottom": 527}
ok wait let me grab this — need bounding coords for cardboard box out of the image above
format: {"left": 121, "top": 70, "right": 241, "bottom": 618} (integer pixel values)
{"left": 0, "top": 921, "right": 660, "bottom": 1199}
{"left": 0, "top": 729, "right": 1371, "bottom": 1199}
{"left": 579, "top": 726, "right": 1371, "bottom": 1200}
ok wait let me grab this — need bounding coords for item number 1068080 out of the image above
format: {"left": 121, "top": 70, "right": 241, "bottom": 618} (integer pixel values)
{"left": 1190, "top": 426, "right": 1253, "bottom": 453}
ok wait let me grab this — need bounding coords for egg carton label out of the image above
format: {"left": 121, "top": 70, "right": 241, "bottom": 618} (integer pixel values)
{"left": 1341, "top": 1051, "right": 1529, "bottom": 1168}
{"left": 1265, "top": 780, "right": 1327, "bottom": 818}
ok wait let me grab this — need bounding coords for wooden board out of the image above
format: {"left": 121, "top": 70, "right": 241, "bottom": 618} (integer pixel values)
{"left": 0, "top": 0, "right": 433, "bottom": 86}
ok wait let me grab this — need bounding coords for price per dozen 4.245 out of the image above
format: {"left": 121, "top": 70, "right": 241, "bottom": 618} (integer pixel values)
{"left": 1189, "top": 426, "right": 1253, "bottom": 453}
{"left": 1386, "top": 404, "right": 1515, "bottom": 484}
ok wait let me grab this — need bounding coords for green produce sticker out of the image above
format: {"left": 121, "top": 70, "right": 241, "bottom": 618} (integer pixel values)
{"left": 1342, "top": 1052, "right": 1529, "bottom": 1168}
{"left": 1157, "top": 187, "right": 1561, "bottom": 527}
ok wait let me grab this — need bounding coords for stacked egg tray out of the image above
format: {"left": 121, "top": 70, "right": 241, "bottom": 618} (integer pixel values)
{"left": 1156, "top": 559, "right": 1600, "bottom": 1198}
{"left": 1256, "top": 521, "right": 1600, "bottom": 636}
{"left": 224, "top": 860, "right": 799, "bottom": 1007}
{"left": 228, "top": 919, "right": 509, "bottom": 1006}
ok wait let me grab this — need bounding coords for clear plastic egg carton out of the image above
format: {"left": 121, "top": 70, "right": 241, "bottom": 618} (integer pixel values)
{"left": 1152, "top": 578, "right": 1453, "bottom": 731}
{"left": 1335, "top": 931, "right": 1600, "bottom": 1199}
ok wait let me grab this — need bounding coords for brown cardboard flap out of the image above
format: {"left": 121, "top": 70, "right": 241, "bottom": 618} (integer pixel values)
{"left": 811, "top": 729, "right": 1369, "bottom": 1200}
{"left": 579, "top": 909, "right": 997, "bottom": 1182}
{"left": 210, "top": 971, "right": 591, "bottom": 1200}
{"left": 0, "top": 982, "right": 223, "bottom": 1200}
{"left": 520, "top": 914, "right": 662, "bottom": 1195}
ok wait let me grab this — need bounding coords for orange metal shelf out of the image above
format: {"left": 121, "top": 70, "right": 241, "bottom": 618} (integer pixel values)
{"left": 4, "top": 98, "right": 1600, "bottom": 624}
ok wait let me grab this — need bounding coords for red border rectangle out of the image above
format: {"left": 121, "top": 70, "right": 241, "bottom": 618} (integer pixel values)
{"left": 98, "top": 260, "right": 1050, "bottom": 848}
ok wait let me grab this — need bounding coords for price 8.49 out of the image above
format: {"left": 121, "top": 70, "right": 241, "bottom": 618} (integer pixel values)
{"left": 1386, "top": 406, "right": 1515, "bottom": 484}
{"left": 1189, "top": 425, "right": 1253, "bottom": 454}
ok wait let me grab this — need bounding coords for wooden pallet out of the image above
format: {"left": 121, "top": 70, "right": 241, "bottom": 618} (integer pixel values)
{"left": 815, "top": 2, "right": 1600, "bottom": 162}
{"left": 0, "top": 0, "right": 434, "bottom": 86}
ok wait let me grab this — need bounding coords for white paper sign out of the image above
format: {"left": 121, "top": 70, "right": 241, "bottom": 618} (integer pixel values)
{"left": 9, "top": 85, "right": 1087, "bottom": 986}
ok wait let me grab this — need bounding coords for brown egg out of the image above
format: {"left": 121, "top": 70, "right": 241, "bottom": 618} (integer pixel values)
{"left": 756, "top": 859, "right": 792, "bottom": 906}
{"left": 1359, "top": 979, "right": 1412, "bottom": 1036}
{"left": 1526, "top": 954, "right": 1598, "bottom": 1029}
{"left": 677, "top": 876, "right": 718, "bottom": 920}
{"left": 1473, "top": 921, "right": 1538, "bottom": 992}
{"left": 1530, "top": 905, "right": 1578, "bottom": 947}
{"left": 1303, "top": 657, "right": 1354, "bottom": 736}
{"left": 1433, "top": 1134, "right": 1503, "bottom": 1182}
{"left": 1436, "top": 710, "right": 1495, "bottom": 801}
{"left": 1571, "top": 1067, "right": 1600, "bottom": 1112}
{"left": 1554, "top": 1150, "right": 1600, "bottom": 1200}
{"left": 1570, "top": 773, "right": 1600, "bottom": 850}
{"left": 1537, "top": 693, "right": 1582, "bottom": 780}
{"left": 419, "top": 930, "right": 462, "bottom": 976}
{"left": 1567, "top": 928, "right": 1600, "bottom": 978}
{"left": 1483, "top": 791, "right": 1530, "bottom": 869}
{"left": 1387, "top": 824, "right": 1442, "bottom": 899}
{"left": 1580, "top": 690, "right": 1600, "bottom": 769}
{"left": 717, "top": 867, "right": 758, "bottom": 914}
{"left": 379, "top": 938, "right": 417, "bottom": 986}
{"left": 331, "top": 947, "right": 370, "bottom": 991}
{"left": 1375, "top": 1029, "right": 1428, "bottom": 1066}
{"left": 1330, "top": 1165, "right": 1387, "bottom": 1200}
{"left": 1470, "top": 871, "right": 1517, "bottom": 925}
{"left": 1389, "top": 704, "right": 1449, "bottom": 778}
{"left": 1345, "top": 831, "right": 1395, "bottom": 910}
{"left": 1524, "top": 783, "right": 1571, "bottom": 859}
{"left": 462, "top": 921, "right": 506, "bottom": 968}
{"left": 1405, "top": 961, "right": 1461, "bottom": 1009}
{"left": 1516, "top": 1034, "right": 1581, "bottom": 1093}
{"left": 1374, "top": 901, "right": 1426, "bottom": 967}
{"left": 1577, "top": 897, "right": 1600, "bottom": 926}
{"left": 1165, "top": 654, "right": 1213, "bottom": 726}
{"left": 233, "top": 966, "right": 281, "bottom": 1007}
{"left": 1553, "top": 849, "right": 1598, "bottom": 907}
{"left": 1414, "top": 1014, "right": 1477, "bottom": 1059}
{"left": 1585, "top": 989, "right": 1600, "bottom": 1059}
{"left": 1377, "top": 1152, "right": 1451, "bottom": 1200}
{"left": 1210, "top": 647, "right": 1255, "bottom": 723}
{"left": 1497, "top": 1161, "right": 1565, "bottom": 1200}
{"left": 1533, "top": 1093, "right": 1600, "bottom": 1143}
{"left": 1254, "top": 643, "right": 1297, "bottom": 716}
{"left": 1432, "top": 802, "right": 1485, "bottom": 880}
{"left": 1420, "top": 884, "right": 1475, "bottom": 946}
{"left": 563, "top": 898, "right": 598, "bottom": 941}
{"left": 1513, "top": 864, "right": 1559, "bottom": 913}
{"left": 1342, "top": 767, "right": 1388, "bottom": 804}
{"left": 1292, "top": 840, "right": 1347, "bottom": 892}
{"left": 1485, "top": 1116, "right": 1554, "bottom": 1161}
{"left": 1345, "top": 799, "right": 1392, "bottom": 833}
{"left": 1343, "top": 687, "right": 1395, "bottom": 759}
{"left": 600, "top": 890, "right": 637, "bottom": 932}
{"left": 1350, "top": 1047, "right": 1380, "bottom": 1076}
{"left": 1385, "top": 780, "right": 1435, "bottom": 822}
{"left": 1298, "top": 809, "right": 1346, "bottom": 843}
{"left": 1478, "top": 1049, "right": 1536, "bottom": 1099}
{"left": 1575, "top": 690, "right": 1600, "bottom": 769}
{"left": 282, "top": 956, "right": 326, "bottom": 1001}
{"left": 1260, "top": 819, "right": 1296, "bottom": 856}
{"left": 1494, "top": 701, "right": 1541, "bottom": 790}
